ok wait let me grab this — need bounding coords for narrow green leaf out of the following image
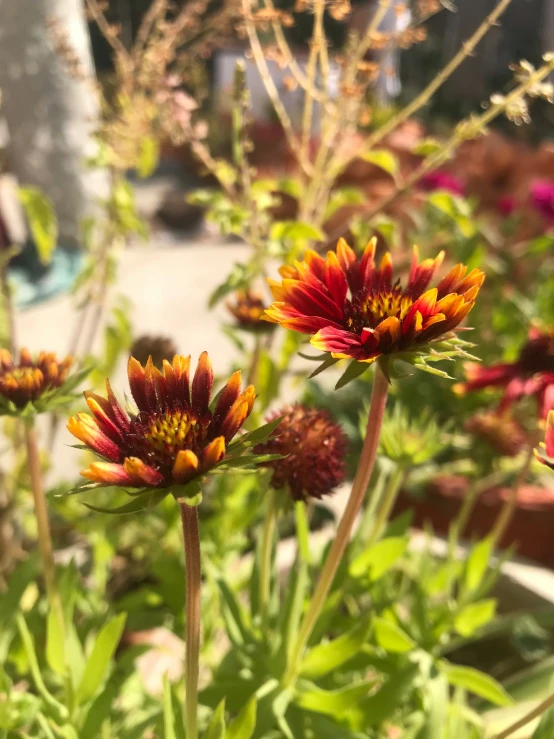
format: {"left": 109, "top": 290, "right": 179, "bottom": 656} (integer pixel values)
{"left": 204, "top": 700, "right": 226, "bottom": 739}
{"left": 227, "top": 696, "right": 257, "bottom": 739}
{"left": 309, "top": 355, "right": 340, "bottom": 379}
{"left": 335, "top": 360, "right": 372, "bottom": 390}
{"left": 360, "top": 149, "right": 399, "bottom": 179}
{"left": 16, "top": 614, "right": 68, "bottom": 721}
{"left": 163, "top": 675, "right": 177, "bottom": 739}
{"left": 373, "top": 617, "right": 415, "bottom": 653}
{"left": 439, "top": 663, "right": 513, "bottom": 706}
{"left": 417, "top": 675, "right": 448, "bottom": 739}
{"left": 269, "top": 220, "right": 325, "bottom": 243}
{"left": 216, "top": 579, "right": 252, "bottom": 647}
{"left": 46, "top": 606, "right": 65, "bottom": 676}
{"left": 83, "top": 489, "right": 169, "bottom": 515}
{"left": 454, "top": 599, "right": 497, "bottom": 638}
{"left": 293, "top": 680, "right": 373, "bottom": 720}
{"left": 300, "top": 616, "right": 372, "bottom": 679}
{"left": 349, "top": 537, "right": 408, "bottom": 580}
{"left": 358, "top": 664, "right": 419, "bottom": 727}
{"left": 281, "top": 559, "right": 309, "bottom": 659}
{"left": 76, "top": 613, "right": 127, "bottom": 704}
{"left": 229, "top": 416, "right": 283, "bottom": 449}
{"left": 464, "top": 536, "right": 493, "bottom": 593}
{"left": 532, "top": 700, "right": 554, "bottom": 737}
{"left": 18, "top": 187, "right": 58, "bottom": 264}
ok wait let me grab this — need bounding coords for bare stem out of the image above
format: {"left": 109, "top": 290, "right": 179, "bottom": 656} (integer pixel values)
{"left": 0, "top": 260, "right": 16, "bottom": 354}
{"left": 179, "top": 502, "right": 201, "bottom": 739}
{"left": 24, "top": 421, "right": 57, "bottom": 599}
{"left": 493, "top": 692, "right": 554, "bottom": 739}
{"left": 259, "top": 486, "right": 277, "bottom": 629}
{"left": 284, "top": 366, "right": 389, "bottom": 684}
{"left": 241, "top": 0, "right": 312, "bottom": 176}
{"left": 331, "top": 0, "right": 514, "bottom": 180}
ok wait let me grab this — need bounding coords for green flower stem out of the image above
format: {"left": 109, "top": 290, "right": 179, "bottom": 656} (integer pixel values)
{"left": 247, "top": 332, "right": 262, "bottom": 388}
{"left": 490, "top": 445, "right": 534, "bottom": 549}
{"left": 284, "top": 366, "right": 389, "bottom": 684}
{"left": 179, "top": 502, "right": 201, "bottom": 739}
{"left": 24, "top": 420, "right": 58, "bottom": 604}
{"left": 365, "top": 466, "right": 406, "bottom": 548}
{"left": 493, "top": 691, "right": 554, "bottom": 739}
{"left": 354, "top": 465, "right": 387, "bottom": 552}
{"left": 295, "top": 501, "right": 311, "bottom": 565}
{"left": 260, "top": 486, "right": 277, "bottom": 630}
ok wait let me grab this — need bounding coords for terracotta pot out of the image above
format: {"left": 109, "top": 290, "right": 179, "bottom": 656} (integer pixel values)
{"left": 392, "top": 475, "right": 554, "bottom": 565}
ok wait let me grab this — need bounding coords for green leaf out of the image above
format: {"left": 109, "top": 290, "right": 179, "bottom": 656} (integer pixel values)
{"left": 18, "top": 187, "right": 58, "bottom": 264}
{"left": 324, "top": 187, "right": 366, "bottom": 220}
{"left": 204, "top": 700, "right": 226, "bottom": 739}
{"left": 300, "top": 616, "right": 372, "bottom": 679}
{"left": 426, "top": 191, "right": 475, "bottom": 238}
{"left": 349, "top": 536, "right": 408, "bottom": 580}
{"left": 360, "top": 149, "right": 399, "bottom": 179}
{"left": 280, "top": 559, "right": 309, "bottom": 659}
{"left": 208, "top": 262, "right": 252, "bottom": 308}
{"left": 83, "top": 489, "right": 169, "bottom": 515}
{"left": 227, "top": 696, "right": 256, "bottom": 739}
{"left": 229, "top": 416, "right": 283, "bottom": 450}
{"left": 269, "top": 221, "right": 325, "bottom": 243}
{"left": 358, "top": 664, "right": 419, "bottom": 728}
{"left": 46, "top": 606, "right": 65, "bottom": 676}
{"left": 137, "top": 135, "right": 159, "bottom": 178}
{"left": 216, "top": 579, "right": 252, "bottom": 647}
{"left": 75, "top": 613, "right": 127, "bottom": 704}
{"left": 412, "top": 138, "right": 442, "bottom": 156}
{"left": 532, "top": 700, "right": 554, "bottom": 738}
{"left": 373, "top": 617, "right": 415, "bottom": 653}
{"left": 464, "top": 536, "right": 493, "bottom": 593}
{"left": 439, "top": 663, "right": 513, "bottom": 707}
{"left": 293, "top": 680, "right": 373, "bottom": 724}
{"left": 309, "top": 355, "right": 340, "bottom": 379}
{"left": 163, "top": 675, "right": 178, "bottom": 739}
{"left": 16, "top": 614, "right": 68, "bottom": 722}
{"left": 335, "top": 360, "right": 372, "bottom": 390}
{"left": 454, "top": 599, "right": 497, "bottom": 638}
{"left": 416, "top": 675, "right": 448, "bottom": 739}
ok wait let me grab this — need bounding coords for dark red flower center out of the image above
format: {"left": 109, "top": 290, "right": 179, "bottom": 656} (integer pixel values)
{"left": 344, "top": 284, "right": 413, "bottom": 334}
{"left": 129, "top": 408, "right": 211, "bottom": 471}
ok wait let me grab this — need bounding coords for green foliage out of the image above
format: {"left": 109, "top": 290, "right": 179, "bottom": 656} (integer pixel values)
{"left": 18, "top": 186, "right": 58, "bottom": 264}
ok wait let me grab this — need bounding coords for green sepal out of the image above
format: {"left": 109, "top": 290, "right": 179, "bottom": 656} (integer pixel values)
{"left": 171, "top": 480, "right": 202, "bottom": 506}
{"left": 309, "top": 354, "right": 340, "bottom": 379}
{"left": 83, "top": 488, "right": 170, "bottom": 515}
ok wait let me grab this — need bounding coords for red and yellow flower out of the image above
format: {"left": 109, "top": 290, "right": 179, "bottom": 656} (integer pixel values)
{"left": 68, "top": 352, "right": 256, "bottom": 492}
{"left": 0, "top": 348, "right": 73, "bottom": 411}
{"left": 456, "top": 327, "right": 554, "bottom": 419}
{"left": 265, "top": 239, "right": 484, "bottom": 367}
{"left": 534, "top": 410, "right": 554, "bottom": 470}
{"left": 227, "top": 290, "right": 274, "bottom": 332}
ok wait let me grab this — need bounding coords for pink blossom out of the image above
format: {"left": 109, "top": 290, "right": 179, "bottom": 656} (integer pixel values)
{"left": 419, "top": 170, "right": 464, "bottom": 196}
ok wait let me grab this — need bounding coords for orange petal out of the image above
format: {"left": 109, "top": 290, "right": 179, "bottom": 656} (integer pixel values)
{"left": 124, "top": 457, "right": 164, "bottom": 486}
{"left": 202, "top": 436, "right": 226, "bottom": 470}
{"left": 128, "top": 356, "right": 148, "bottom": 412}
{"left": 220, "top": 387, "right": 256, "bottom": 442}
{"left": 191, "top": 352, "right": 213, "bottom": 414}
{"left": 336, "top": 237, "right": 356, "bottom": 270}
{"left": 81, "top": 462, "right": 134, "bottom": 485}
{"left": 172, "top": 449, "right": 199, "bottom": 483}
{"left": 67, "top": 413, "right": 122, "bottom": 461}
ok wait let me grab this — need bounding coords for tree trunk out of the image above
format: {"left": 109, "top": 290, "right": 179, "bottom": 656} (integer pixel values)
{"left": 0, "top": 0, "right": 109, "bottom": 247}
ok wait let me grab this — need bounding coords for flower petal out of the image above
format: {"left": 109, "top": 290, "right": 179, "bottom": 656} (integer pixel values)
{"left": 124, "top": 457, "right": 164, "bottom": 486}
{"left": 84, "top": 392, "right": 127, "bottom": 444}
{"left": 191, "top": 352, "right": 213, "bottom": 414}
{"left": 172, "top": 355, "right": 191, "bottom": 406}
{"left": 220, "top": 386, "right": 256, "bottom": 442}
{"left": 212, "top": 370, "right": 242, "bottom": 433}
{"left": 67, "top": 413, "right": 123, "bottom": 462}
{"left": 202, "top": 436, "right": 226, "bottom": 470}
{"left": 128, "top": 357, "right": 149, "bottom": 412}
{"left": 81, "top": 462, "right": 135, "bottom": 485}
{"left": 172, "top": 449, "right": 199, "bottom": 483}
{"left": 106, "top": 379, "right": 130, "bottom": 431}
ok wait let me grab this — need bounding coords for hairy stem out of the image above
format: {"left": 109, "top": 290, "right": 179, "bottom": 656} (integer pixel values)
{"left": 284, "top": 366, "right": 389, "bottom": 683}
{"left": 180, "top": 502, "right": 201, "bottom": 739}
